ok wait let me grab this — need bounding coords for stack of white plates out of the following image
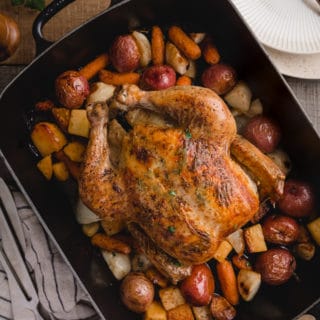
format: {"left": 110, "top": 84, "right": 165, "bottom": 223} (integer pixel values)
{"left": 230, "top": 0, "right": 320, "bottom": 79}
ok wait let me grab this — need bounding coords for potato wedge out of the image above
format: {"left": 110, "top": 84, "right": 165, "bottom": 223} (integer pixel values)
{"left": 51, "top": 107, "right": 71, "bottom": 132}
{"left": 63, "top": 141, "right": 86, "bottom": 163}
{"left": 36, "top": 155, "right": 53, "bottom": 180}
{"left": 144, "top": 301, "right": 167, "bottom": 320}
{"left": 31, "top": 122, "right": 67, "bottom": 157}
{"left": 224, "top": 81, "right": 252, "bottom": 113}
{"left": 52, "top": 161, "right": 69, "bottom": 181}
{"left": 244, "top": 224, "right": 267, "bottom": 253}
{"left": 68, "top": 109, "right": 90, "bottom": 138}
{"left": 165, "top": 42, "right": 189, "bottom": 75}
{"left": 237, "top": 269, "right": 261, "bottom": 302}
{"left": 132, "top": 31, "right": 152, "bottom": 67}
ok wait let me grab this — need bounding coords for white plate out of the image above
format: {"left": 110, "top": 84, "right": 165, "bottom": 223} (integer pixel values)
{"left": 230, "top": 0, "right": 320, "bottom": 54}
{"left": 264, "top": 45, "right": 320, "bottom": 79}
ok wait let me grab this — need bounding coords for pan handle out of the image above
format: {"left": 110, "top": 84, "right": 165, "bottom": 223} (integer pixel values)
{"left": 32, "top": 0, "right": 76, "bottom": 55}
{"left": 32, "top": 0, "right": 123, "bottom": 56}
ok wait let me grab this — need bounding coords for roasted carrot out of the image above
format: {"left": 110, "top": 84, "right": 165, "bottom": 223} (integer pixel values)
{"left": 232, "top": 254, "right": 252, "bottom": 271}
{"left": 176, "top": 75, "right": 192, "bottom": 86}
{"left": 151, "top": 25, "right": 165, "bottom": 65}
{"left": 146, "top": 267, "right": 169, "bottom": 288}
{"left": 54, "top": 150, "right": 80, "bottom": 180}
{"left": 168, "top": 26, "right": 201, "bottom": 60}
{"left": 202, "top": 37, "right": 220, "bottom": 65}
{"left": 99, "top": 69, "right": 140, "bottom": 85}
{"left": 91, "top": 233, "right": 131, "bottom": 254}
{"left": 79, "top": 53, "right": 109, "bottom": 80}
{"left": 216, "top": 260, "right": 239, "bottom": 305}
{"left": 35, "top": 99, "right": 54, "bottom": 112}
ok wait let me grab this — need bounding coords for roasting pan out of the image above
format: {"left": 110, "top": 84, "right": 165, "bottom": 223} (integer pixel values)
{"left": 1, "top": 0, "right": 320, "bottom": 319}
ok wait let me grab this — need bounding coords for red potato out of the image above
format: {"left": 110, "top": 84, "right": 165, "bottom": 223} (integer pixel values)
{"left": 243, "top": 115, "right": 281, "bottom": 153}
{"left": 201, "top": 63, "right": 236, "bottom": 95}
{"left": 254, "top": 248, "right": 296, "bottom": 285}
{"left": 120, "top": 272, "right": 155, "bottom": 313}
{"left": 55, "top": 70, "right": 89, "bottom": 109}
{"left": 278, "top": 179, "right": 315, "bottom": 218}
{"left": 140, "top": 65, "right": 176, "bottom": 90}
{"left": 180, "top": 264, "right": 215, "bottom": 306}
{"left": 262, "top": 214, "right": 300, "bottom": 245}
{"left": 110, "top": 34, "right": 140, "bottom": 72}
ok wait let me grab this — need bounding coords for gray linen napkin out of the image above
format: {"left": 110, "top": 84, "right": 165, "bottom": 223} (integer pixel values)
{"left": 0, "top": 188, "right": 99, "bottom": 320}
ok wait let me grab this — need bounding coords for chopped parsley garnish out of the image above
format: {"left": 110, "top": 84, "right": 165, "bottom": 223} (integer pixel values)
{"left": 185, "top": 128, "right": 192, "bottom": 139}
{"left": 169, "top": 190, "right": 176, "bottom": 197}
{"left": 168, "top": 226, "right": 176, "bottom": 233}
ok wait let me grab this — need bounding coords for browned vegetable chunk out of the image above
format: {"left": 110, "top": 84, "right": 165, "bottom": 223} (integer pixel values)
{"left": 278, "top": 179, "right": 315, "bottom": 218}
{"left": 254, "top": 248, "right": 296, "bottom": 285}
{"left": 243, "top": 115, "right": 281, "bottom": 153}
{"left": 31, "top": 122, "right": 67, "bottom": 157}
{"left": 262, "top": 214, "right": 299, "bottom": 245}
{"left": 167, "top": 303, "right": 194, "bottom": 320}
{"left": 110, "top": 34, "right": 140, "bottom": 72}
{"left": 120, "top": 272, "right": 154, "bottom": 313}
{"left": 55, "top": 70, "right": 89, "bottom": 109}
{"left": 210, "top": 294, "right": 236, "bottom": 320}
{"left": 36, "top": 155, "right": 53, "bottom": 180}
{"left": 180, "top": 264, "right": 215, "bottom": 306}
{"left": 201, "top": 64, "right": 236, "bottom": 95}
{"left": 51, "top": 107, "right": 71, "bottom": 132}
{"left": 140, "top": 65, "right": 176, "bottom": 90}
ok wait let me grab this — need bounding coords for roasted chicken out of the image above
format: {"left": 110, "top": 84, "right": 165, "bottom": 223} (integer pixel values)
{"left": 79, "top": 85, "right": 284, "bottom": 274}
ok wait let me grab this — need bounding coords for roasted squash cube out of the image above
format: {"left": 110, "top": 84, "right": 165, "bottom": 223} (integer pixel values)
{"left": 52, "top": 161, "right": 69, "bottom": 181}
{"left": 144, "top": 301, "right": 167, "bottom": 320}
{"left": 167, "top": 304, "right": 194, "bottom": 320}
{"left": 36, "top": 155, "right": 53, "bottom": 180}
{"left": 52, "top": 107, "right": 70, "bottom": 132}
{"left": 68, "top": 109, "right": 90, "bottom": 138}
{"left": 159, "top": 286, "right": 185, "bottom": 311}
{"left": 63, "top": 141, "right": 86, "bottom": 162}
{"left": 31, "top": 122, "right": 67, "bottom": 156}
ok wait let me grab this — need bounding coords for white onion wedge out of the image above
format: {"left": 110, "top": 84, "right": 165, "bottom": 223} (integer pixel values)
{"left": 101, "top": 250, "right": 131, "bottom": 280}
{"left": 237, "top": 269, "right": 261, "bottom": 301}
{"left": 75, "top": 198, "right": 101, "bottom": 224}
{"left": 132, "top": 31, "right": 152, "bottom": 67}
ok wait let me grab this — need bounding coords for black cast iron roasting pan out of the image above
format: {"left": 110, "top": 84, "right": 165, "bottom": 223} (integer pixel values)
{"left": 1, "top": 0, "right": 320, "bottom": 319}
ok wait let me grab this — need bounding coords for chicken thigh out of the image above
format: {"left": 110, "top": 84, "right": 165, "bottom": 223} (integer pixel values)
{"left": 79, "top": 85, "right": 284, "bottom": 267}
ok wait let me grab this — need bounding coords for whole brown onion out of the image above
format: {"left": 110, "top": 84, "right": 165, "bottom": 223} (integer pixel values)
{"left": 0, "top": 13, "right": 20, "bottom": 61}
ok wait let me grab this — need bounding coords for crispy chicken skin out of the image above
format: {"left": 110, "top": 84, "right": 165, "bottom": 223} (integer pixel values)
{"left": 79, "top": 85, "right": 284, "bottom": 265}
